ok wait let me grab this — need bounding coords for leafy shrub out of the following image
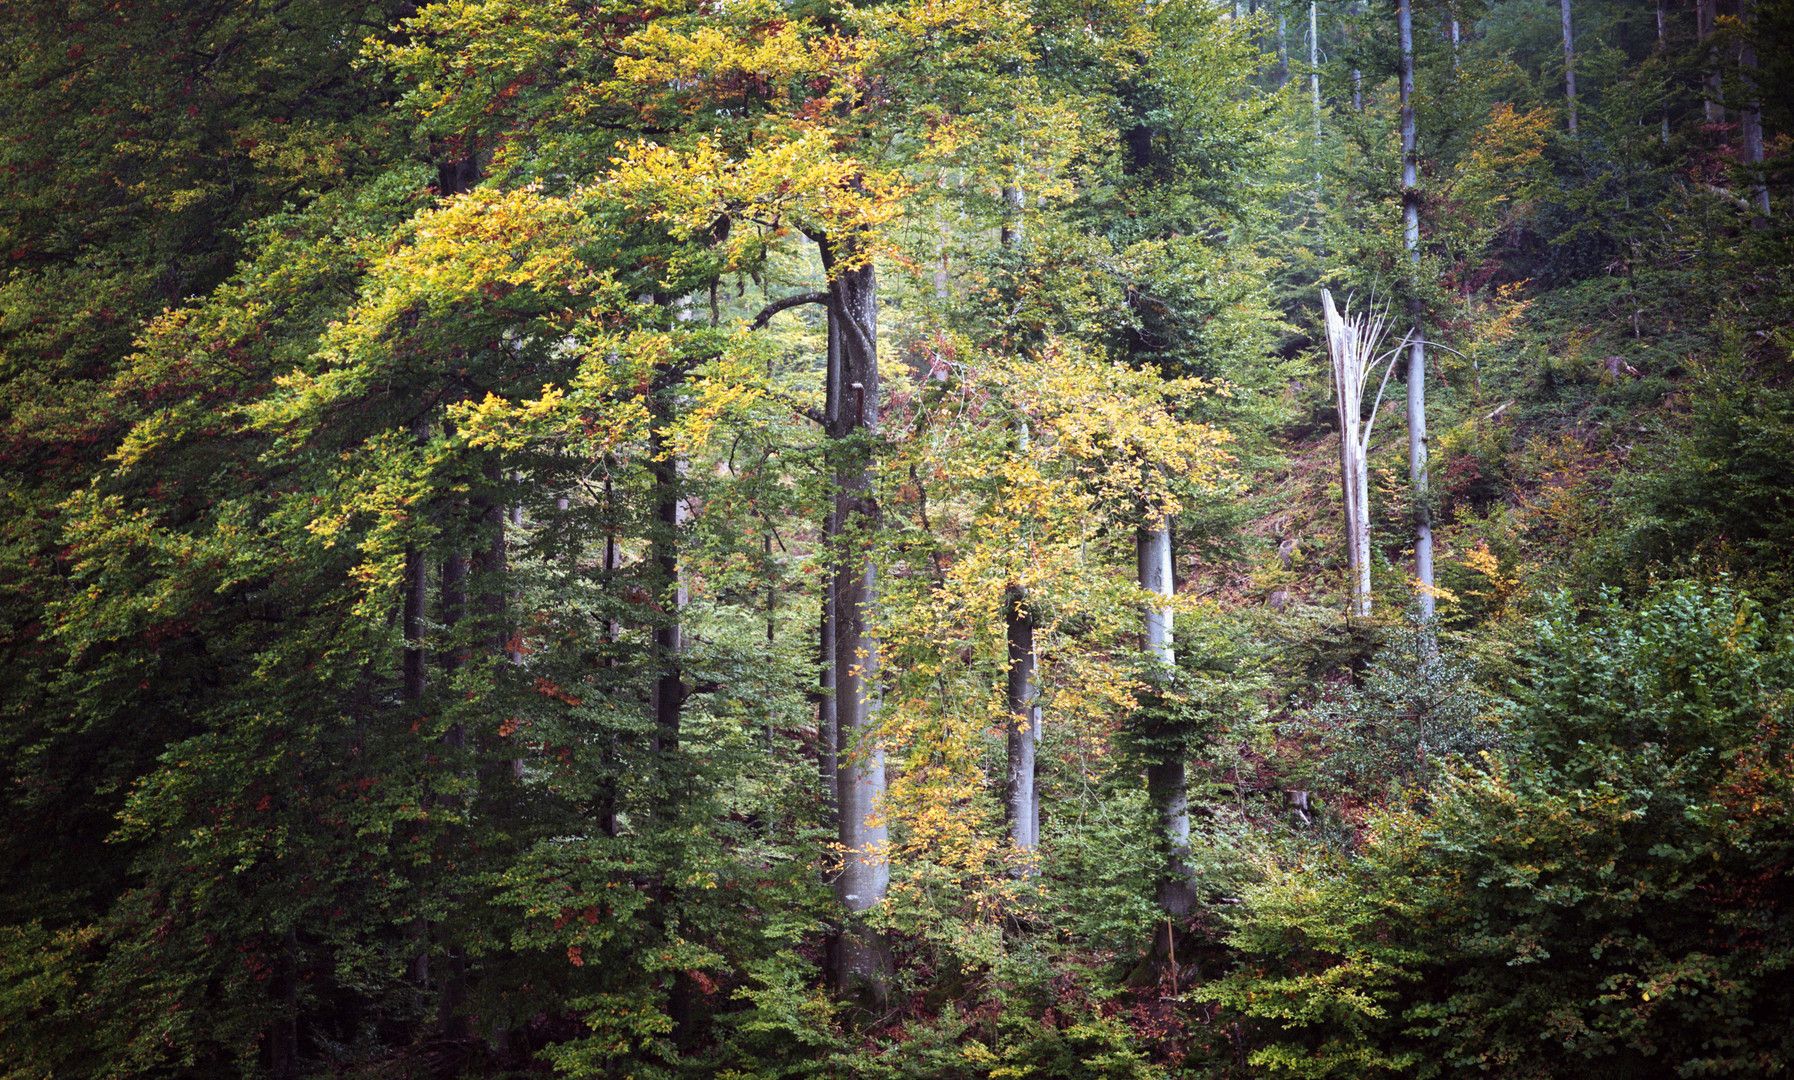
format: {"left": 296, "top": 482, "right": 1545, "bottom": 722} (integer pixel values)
{"left": 1207, "top": 581, "right": 1794, "bottom": 1077}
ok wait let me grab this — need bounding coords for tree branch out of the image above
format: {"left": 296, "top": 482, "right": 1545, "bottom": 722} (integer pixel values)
{"left": 749, "top": 291, "right": 831, "bottom": 330}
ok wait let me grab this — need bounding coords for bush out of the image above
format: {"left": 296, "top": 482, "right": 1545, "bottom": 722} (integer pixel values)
{"left": 1206, "top": 581, "right": 1794, "bottom": 1077}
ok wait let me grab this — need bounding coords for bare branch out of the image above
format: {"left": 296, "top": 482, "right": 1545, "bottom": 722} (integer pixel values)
{"left": 749, "top": 291, "right": 831, "bottom": 330}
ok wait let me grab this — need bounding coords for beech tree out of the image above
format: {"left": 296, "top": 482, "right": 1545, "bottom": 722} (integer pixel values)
{"left": 1398, "top": 0, "right": 1436, "bottom": 622}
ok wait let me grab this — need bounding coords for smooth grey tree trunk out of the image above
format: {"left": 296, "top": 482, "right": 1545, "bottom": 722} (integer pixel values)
{"left": 1561, "top": 0, "right": 1578, "bottom": 134}
{"left": 821, "top": 235, "right": 890, "bottom": 1005}
{"left": 815, "top": 308, "right": 841, "bottom": 830}
{"left": 648, "top": 418, "right": 685, "bottom": 751}
{"left": 1309, "top": 3, "right": 1321, "bottom": 136}
{"left": 1004, "top": 587, "right": 1039, "bottom": 860}
{"left": 1699, "top": 0, "right": 1724, "bottom": 128}
{"left": 999, "top": 189, "right": 1040, "bottom": 869}
{"left": 1739, "top": 0, "right": 1770, "bottom": 224}
{"left": 1349, "top": 2, "right": 1363, "bottom": 112}
{"left": 1138, "top": 521, "right": 1193, "bottom": 918}
{"left": 1398, "top": 0, "right": 1434, "bottom": 624}
{"left": 1276, "top": 14, "right": 1289, "bottom": 89}
{"left": 1659, "top": 0, "right": 1671, "bottom": 142}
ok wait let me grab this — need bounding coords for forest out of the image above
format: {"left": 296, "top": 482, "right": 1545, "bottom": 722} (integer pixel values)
{"left": 1, "top": 0, "right": 1790, "bottom": 1076}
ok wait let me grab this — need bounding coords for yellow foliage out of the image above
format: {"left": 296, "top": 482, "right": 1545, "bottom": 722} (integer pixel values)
{"left": 872, "top": 340, "right": 1239, "bottom": 940}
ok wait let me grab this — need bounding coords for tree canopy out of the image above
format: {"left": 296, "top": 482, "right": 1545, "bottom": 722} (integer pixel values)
{"left": 2, "top": 0, "right": 1791, "bottom": 1077}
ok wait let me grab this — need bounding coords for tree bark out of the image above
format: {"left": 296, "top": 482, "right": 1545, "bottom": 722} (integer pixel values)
{"left": 1699, "top": 0, "right": 1725, "bottom": 129}
{"left": 1276, "top": 14, "right": 1289, "bottom": 89}
{"left": 648, "top": 418, "right": 684, "bottom": 752}
{"left": 1323, "top": 289, "right": 1393, "bottom": 621}
{"left": 1659, "top": 0, "right": 1671, "bottom": 142}
{"left": 1561, "top": 0, "right": 1578, "bottom": 135}
{"left": 1399, "top": 0, "right": 1434, "bottom": 624}
{"left": 1004, "top": 586, "right": 1039, "bottom": 865}
{"left": 1309, "top": 3, "right": 1322, "bottom": 137}
{"left": 814, "top": 309, "right": 842, "bottom": 831}
{"left": 1739, "top": 0, "right": 1770, "bottom": 224}
{"left": 819, "top": 232, "right": 890, "bottom": 1005}
{"left": 999, "top": 194, "right": 1040, "bottom": 870}
{"left": 1138, "top": 520, "right": 1193, "bottom": 916}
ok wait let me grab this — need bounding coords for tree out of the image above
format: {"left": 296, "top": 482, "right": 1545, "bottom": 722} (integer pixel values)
{"left": 1561, "top": 0, "right": 1579, "bottom": 134}
{"left": 1322, "top": 289, "right": 1404, "bottom": 620}
{"left": 0, "top": 0, "right": 408, "bottom": 941}
{"left": 1398, "top": 0, "right": 1437, "bottom": 624}
{"left": 1205, "top": 581, "right": 1794, "bottom": 1078}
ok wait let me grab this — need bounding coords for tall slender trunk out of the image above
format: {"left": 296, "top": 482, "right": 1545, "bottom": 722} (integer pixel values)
{"left": 1349, "top": 1, "right": 1363, "bottom": 112}
{"left": 820, "top": 233, "right": 889, "bottom": 1004}
{"left": 1323, "top": 290, "right": 1380, "bottom": 621}
{"left": 1309, "top": 3, "right": 1321, "bottom": 136}
{"left": 648, "top": 298, "right": 691, "bottom": 753}
{"left": 1310, "top": 0, "right": 1325, "bottom": 243}
{"left": 597, "top": 474, "right": 622, "bottom": 839}
{"left": 999, "top": 191, "right": 1040, "bottom": 869}
{"left": 1276, "top": 14, "right": 1289, "bottom": 89}
{"left": 814, "top": 581, "right": 838, "bottom": 828}
{"left": 813, "top": 310, "right": 841, "bottom": 831}
{"left": 1699, "top": 0, "right": 1724, "bottom": 129}
{"left": 1119, "top": 86, "right": 1192, "bottom": 924}
{"left": 1658, "top": 0, "right": 1671, "bottom": 142}
{"left": 1399, "top": 0, "right": 1434, "bottom": 623}
{"left": 403, "top": 417, "right": 430, "bottom": 704}
{"left": 1561, "top": 0, "right": 1578, "bottom": 135}
{"left": 648, "top": 424, "right": 684, "bottom": 752}
{"left": 1138, "top": 520, "right": 1193, "bottom": 920}
{"left": 1004, "top": 586, "right": 1039, "bottom": 862}
{"left": 1739, "top": 0, "right": 1770, "bottom": 224}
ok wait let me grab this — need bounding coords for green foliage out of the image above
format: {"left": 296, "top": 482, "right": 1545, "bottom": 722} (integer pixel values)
{"left": 1301, "top": 621, "right": 1503, "bottom": 797}
{"left": 1212, "top": 580, "right": 1794, "bottom": 1077}
{"left": 1608, "top": 327, "right": 1794, "bottom": 595}
{"left": 2, "top": 0, "right": 1792, "bottom": 1077}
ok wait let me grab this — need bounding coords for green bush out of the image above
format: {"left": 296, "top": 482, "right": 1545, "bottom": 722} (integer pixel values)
{"left": 1205, "top": 581, "right": 1794, "bottom": 1077}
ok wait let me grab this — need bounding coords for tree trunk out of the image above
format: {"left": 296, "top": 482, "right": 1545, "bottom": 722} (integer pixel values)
{"left": 1739, "top": 0, "right": 1770, "bottom": 224}
{"left": 1309, "top": 3, "right": 1321, "bottom": 137}
{"left": 648, "top": 422, "right": 684, "bottom": 752}
{"left": 598, "top": 475, "right": 622, "bottom": 839}
{"left": 1350, "top": 2, "right": 1364, "bottom": 112}
{"left": 1399, "top": 0, "right": 1434, "bottom": 624}
{"left": 814, "top": 309, "right": 841, "bottom": 831}
{"left": 1004, "top": 587, "right": 1039, "bottom": 865}
{"left": 1276, "top": 14, "right": 1289, "bottom": 89}
{"left": 999, "top": 193, "right": 1040, "bottom": 870}
{"left": 1658, "top": 0, "right": 1671, "bottom": 142}
{"left": 1323, "top": 289, "right": 1387, "bottom": 621}
{"left": 403, "top": 424, "right": 429, "bottom": 703}
{"left": 1561, "top": 0, "right": 1578, "bottom": 135}
{"left": 1138, "top": 521, "right": 1193, "bottom": 916}
{"left": 820, "top": 233, "right": 890, "bottom": 1005}
{"left": 1699, "top": 0, "right": 1724, "bottom": 129}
